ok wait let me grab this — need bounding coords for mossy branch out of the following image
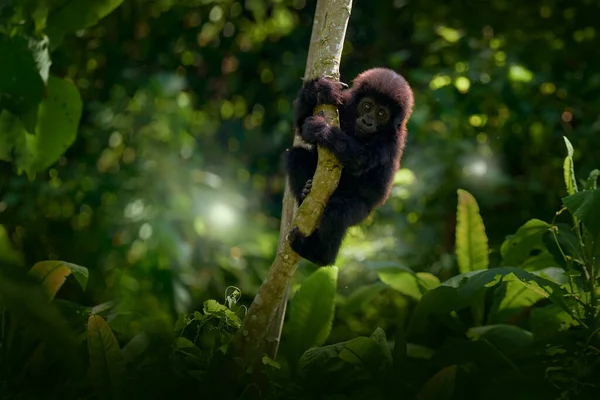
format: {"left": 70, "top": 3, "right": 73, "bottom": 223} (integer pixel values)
{"left": 229, "top": 0, "right": 352, "bottom": 370}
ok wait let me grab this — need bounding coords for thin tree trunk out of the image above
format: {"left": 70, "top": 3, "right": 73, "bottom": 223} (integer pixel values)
{"left": 229, "top": 0, "right": 353, "bottom": 370}
{"left": 263, "top": 0, "right": 347, "bottom": 358}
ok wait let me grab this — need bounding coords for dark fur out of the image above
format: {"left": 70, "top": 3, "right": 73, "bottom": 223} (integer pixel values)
{"left": 284, "top": 68, "right": 414, "bottom": 266}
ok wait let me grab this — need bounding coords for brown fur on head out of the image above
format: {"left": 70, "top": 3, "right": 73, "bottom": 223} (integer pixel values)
{"left": 350, "top": 68, "right": 414, "bottom": 122}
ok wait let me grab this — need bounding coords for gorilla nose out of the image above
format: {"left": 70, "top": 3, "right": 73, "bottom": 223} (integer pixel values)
{"left": 361, "top": 117, "right": 373, "bottom": 127}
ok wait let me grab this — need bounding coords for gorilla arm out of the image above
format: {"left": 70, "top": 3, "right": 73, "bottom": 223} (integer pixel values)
{"left": 298, "top": 114, "right": 391, "bottom": 175}
{"left": 293, "top": 77, "right": 346, "bottom": 131}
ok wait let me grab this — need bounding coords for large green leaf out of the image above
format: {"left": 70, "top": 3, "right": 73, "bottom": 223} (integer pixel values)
{"left": 0, "top": 34, "right": 45, "bottom": 115}
{"left": 408, "top": 267, "right": 569, "bottom": 334}
{"left": 338, "top": 335, "right": 391, "bottom": 373}
{"left": 297, "top": 340, "right": 347, "bottom": 374}
{"left": 46, "top": 0, "right": 124, "bottom": 48}
{"left": 285, "top": 266, "right": 338, "bottom": 365}
{"left": 368, "top": 327, "right": 393, "bottom": 368}
{"left": 529, "top": 304, "right": 576, "bottom": 342}
{"left": 1, "top": 76, "right": 82, "bottom": 175}
{"left": 297, "top": 332, "right": 392, "bottom": 394}
{"left": 383, "top": 271, "right": 439, "bottom": 300}
{"left": 467, "top": 324, "right": 533, "bottom": 358}
{"left": 0, "top": 265, "right": 83, "bottom": 375}
{"left": 23, "top": 76, "right": 83, "bottom": 173}
{"left": 87, "top": 314, "right": 126, "bottom": 399}
{"left": 407, "top": 343, "right": 435, "bottom": 360}
{"left": 455, "top": 189, "right": 489, "bottom": 273}
{"left": 28, "top": 260, "right": 89, "bottom": 300}
{"left": 491, "top": 267, "right": 568, "bottom": 323}
{"left": 377, "top": 263, "right": 440, "bottom": 300}
{"left": 500, "top": 219, "right": 560, "bottom": 271}
{"left": 493, "top": 280, "right": 545, "bottom": 320}
{"left": 563, "top": 136, "right": 578, "bottom": 195}
{"left": 562, "top": 189, "right": 600, "bottom": 237}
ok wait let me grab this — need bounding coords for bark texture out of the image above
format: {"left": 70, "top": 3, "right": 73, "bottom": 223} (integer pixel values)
{"left": 230, "top": 0, "right": 353, "bottom": 369}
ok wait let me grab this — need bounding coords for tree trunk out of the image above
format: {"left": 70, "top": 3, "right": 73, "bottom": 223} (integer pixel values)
{"left": 229, "top": 0, "right": 353, "bottom": 370}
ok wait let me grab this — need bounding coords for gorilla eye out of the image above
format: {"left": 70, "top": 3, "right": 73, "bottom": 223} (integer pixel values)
{"left": 362, "top": 102, "right": 372, "bottom": 111}
{"left": 376, "top": 109, "right": 388, "bottom": 120}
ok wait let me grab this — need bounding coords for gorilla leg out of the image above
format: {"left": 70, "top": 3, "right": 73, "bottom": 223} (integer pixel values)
{"left": 285, "top": 147, "right": 317, "bottom": 204}
{"left": 289, "top": 196, "right": 370, "bottom": 266}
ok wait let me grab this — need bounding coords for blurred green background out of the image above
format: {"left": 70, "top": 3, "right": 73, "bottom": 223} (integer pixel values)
{"left": 1, "top": 0, "right": 598, "bottom": 340}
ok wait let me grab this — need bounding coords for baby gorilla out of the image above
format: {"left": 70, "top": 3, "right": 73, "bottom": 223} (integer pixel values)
{"left": 285, "top": 68, "right": 414, "bottom": 266}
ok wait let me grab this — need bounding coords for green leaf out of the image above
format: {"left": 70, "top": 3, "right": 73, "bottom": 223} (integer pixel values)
{"left": 417, "top": 272, "right": 442, "bottom": 291}
{"left": 285, "top": 267, "right": 338, "bottom": 365}
{"left": 30, "top": 2, "right": 50, "bottom": 32}
{"left": 409, "top": 268, "right": 569, "bottom": 334}
{"left": 298, "top": 334, "right": 392, "bottom": 378}
{"left": 378, "top": 266, "right": 420, "bottom": 300}
{"left": 542, "top": 224, "right": 583, "bottom": 269}
{"left": 585, "top": 169, "right": 599, "bottom": 190}
{"left": 297, "top": 336, "right": 386, "bottom": 397}
{"left": 417, "top": 365, "right": 457, "bottom": 400}
{"left": 202, "top": 299, "right": 241, "bottom": 329}
{"left": 0, "top": 266, "right": 83, "bottom": 375}
{"left": 1, "top": 76, "right": 83, "bottom": 175}
{"left": 467, "top": 324, "right": 533, "bottom": 356}
{"left": 298, "top": 340, "right": 347, "bottom": 373}
{"left": 378, "top": 265, "right": 440, "bottom": 300}
{"left": 500, "top": 219, "right": 560, "bottom": 271}
{"left": 562, "top": 189, "right": 600, "bottom": 237}
{"left": 530, "top": 304, "right": 576, "bottom": 342}
{"left": 492, "top": 267, "right": 568, "bottom": 322}
{"left": 87, "top": 314, "right": 126, "bottom": 399}
{"left": 175, "top": 337, "right": 195, "bottom": 349}
{"left": 455, "top": 189, "right": 489, "bottom": 273}
{"left": 262, "top": 355, "right": 281, "bottom": 369}
{"left": 563, "top": 136, "right": 578, "bottom": 195}
{"left": 203, "top": 299, "right": 228, "bottom": 314}
{"left": 21, "top": 76, "right": 83, "bottom": 174}
{"left": 407, "top": 343, "right": 435, "bottom": 360}
{"left": 339, "top": 336, "right": 390, "bottom": 372}
{"left": 0, "top": 34, "right": 45, "bottom": 115}
{"left": 46, "top": 0, "right": 125, "bottom": 48}
{"left": 534, "top": 267, "right": 570, "bottom": 285}
{"left": 494, "top": 280, "right": 545, "bottom": 315}
{"left": 369, "top": 327, "right": 393, "bottom": 367}
{"left": 28, "top": 260, "right": 89, "bottom": 300}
